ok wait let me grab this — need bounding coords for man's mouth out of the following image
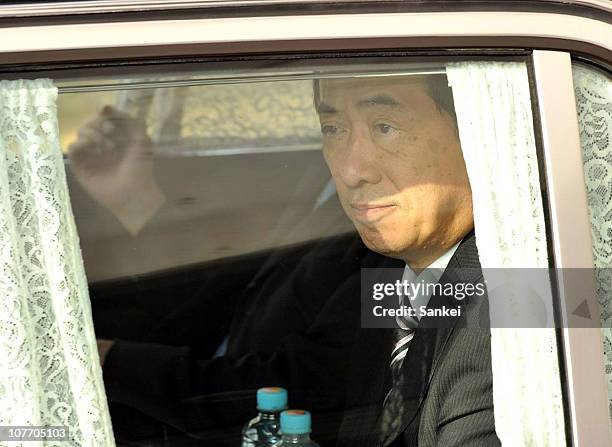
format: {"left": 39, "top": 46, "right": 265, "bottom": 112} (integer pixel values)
{"left": 349, "top": 203, "right": 397, "bottom": 223}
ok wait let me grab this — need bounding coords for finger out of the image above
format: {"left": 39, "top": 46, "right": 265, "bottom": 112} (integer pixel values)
{"left": 67, "top": 141, "right": 101, "bottom": 166}
{"left": 94, "top": 106, "right": 133, "bottom": 136}
{"left": 77, "top": 126, "right": 105, "bottom": 147}
{"left": 99, "top": 111, "right": 146, "bottom": 144}
{"left": 70, "top": 139, "right": 105, "bottom": 160}
{"left": 67, "top": 139, "right": 92, "bottom": 156}
{"left": 76, "top": 120, "right": 128, "bottom": 157}
{"left": 100, "top": 119, "right": 115, "bottom": 136}
{"left": 100, "top": 104, "right": 133, "bottom": 122}
{"left": 94, "top": 106, "right": 150, "bottom": 154}
{"left": 102, "top": 136, "right": 117, "bottom": 153}
{"left": 109, "top": 116, "right": 150, "bottom": 151}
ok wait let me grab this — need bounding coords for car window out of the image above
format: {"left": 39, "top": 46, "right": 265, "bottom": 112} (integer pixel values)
{"left": 50, "top": 57, "right": 567, "bottom": 446}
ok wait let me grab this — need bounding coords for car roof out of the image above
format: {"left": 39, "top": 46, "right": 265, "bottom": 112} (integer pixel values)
{"left": 1, "top": 0, "right": 610, "bottom": 20}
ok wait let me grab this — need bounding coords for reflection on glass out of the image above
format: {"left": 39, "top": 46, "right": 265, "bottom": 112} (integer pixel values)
{"left": 60, "top": 67, "right": 499, "bottom": 446}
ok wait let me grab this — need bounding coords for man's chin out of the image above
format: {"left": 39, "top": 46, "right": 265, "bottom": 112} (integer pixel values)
{"left": 357, "top": 229, "right": 409, "bottom": 260}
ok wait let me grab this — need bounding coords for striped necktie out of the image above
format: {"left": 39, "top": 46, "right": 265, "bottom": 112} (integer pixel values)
{"left": 378, "top": 266, "right": 443, "bottom": 445}
{"left": 379, "top": 325, "right": 415, "bottom": 446}
{"left": 378, "top": 269, "right": 429, "bottom": 445}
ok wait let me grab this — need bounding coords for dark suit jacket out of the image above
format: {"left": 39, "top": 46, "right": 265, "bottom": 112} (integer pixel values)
{"left": 102, "top": 229, "right": 498, "bottom": 446}
{"left": 101, "top": 231, "right": 391, "bottom": 442}
{"left": 336, "top": 231, "right": 500, "bottom": 447}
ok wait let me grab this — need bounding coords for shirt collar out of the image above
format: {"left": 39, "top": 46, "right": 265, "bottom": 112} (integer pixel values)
{"left": 402, "top": 241, "right": 461, "bottom": 283}
{"left": 429, "top": 242, "right": 460, "bottom": 271}
{"left": 399, "top": 241, "right": 461, "bottom": 325}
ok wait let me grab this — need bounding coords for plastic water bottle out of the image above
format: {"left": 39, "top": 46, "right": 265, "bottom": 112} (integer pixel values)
{"left": 242, "top": 387, "right": 288, "bottom": 446}
{"left": 273, "top": 410, "right": 320, "bottom": 446}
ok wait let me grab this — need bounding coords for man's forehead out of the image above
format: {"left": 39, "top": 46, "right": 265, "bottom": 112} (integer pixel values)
{"left": 317, "top": 76, "right": 429, "bottom": 107}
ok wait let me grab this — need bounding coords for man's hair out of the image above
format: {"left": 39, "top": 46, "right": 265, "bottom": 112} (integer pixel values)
{"left": 312, "top": 75, "right": 457, "bottom": 125}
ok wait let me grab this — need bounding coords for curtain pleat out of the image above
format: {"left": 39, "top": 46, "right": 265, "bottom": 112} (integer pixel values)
{"left": 447, "top": 62, "right": 566, "bottom": 446}
{"left": 0, "top": 79, "right": 114, "bottom": 446}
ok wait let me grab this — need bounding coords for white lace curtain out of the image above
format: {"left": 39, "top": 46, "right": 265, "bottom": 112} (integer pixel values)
{"left": 447, "top": 62, "right": 566, "bottom": 446}
{"left": 0, "top": 79, "right": 114, "bottom": 446}
{"left": 572, "top": 63, "right": 612, "bottom": 424}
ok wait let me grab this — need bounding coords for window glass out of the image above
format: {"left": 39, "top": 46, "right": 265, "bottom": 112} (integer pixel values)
{"left": 572, "top": 61, "right": 612, "bottom": 426}
{"left": 52, "top": 59, "right": 563, "bottom": 446}
{"left": 59, "top": 80, "right": 351, "bottom": 281}
{"left": 60, "top": 69, "right": 380, "bottom": 444}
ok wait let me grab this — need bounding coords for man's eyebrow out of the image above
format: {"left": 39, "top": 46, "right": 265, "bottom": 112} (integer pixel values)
{"left": 315, "top": 95, "right": 400, "bottom": 114}
{"left": 358, "top": 94, "right": 401, "bottom": 108}
{"left": 316, "top": 101, "right": 337, "bottom": 114}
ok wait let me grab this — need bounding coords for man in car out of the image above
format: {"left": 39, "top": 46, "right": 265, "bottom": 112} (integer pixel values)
{"left": 315, "top": 75, "right": 499, "bottom": 446}
{"left": 73, "top": 74, "right": 498, "bottom": 446}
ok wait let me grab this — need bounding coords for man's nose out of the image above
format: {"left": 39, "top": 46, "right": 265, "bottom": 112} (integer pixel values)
{"left": 335, "top": 129, "right": 381, "bottom": 188}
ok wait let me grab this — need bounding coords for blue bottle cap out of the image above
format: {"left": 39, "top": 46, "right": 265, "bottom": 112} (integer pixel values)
{"left": 280, "top": 410, "right": 311, "bottom": 434}
{"left": 256, "top": 387, "right": 288, "bottom": 412}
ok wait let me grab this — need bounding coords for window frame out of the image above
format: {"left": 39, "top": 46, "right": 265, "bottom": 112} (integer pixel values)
{"left": 532, "top": 50, "right": 610, "bottom": 447}
{"left": 0, "top": 4, "right": 610, "bottom": 446}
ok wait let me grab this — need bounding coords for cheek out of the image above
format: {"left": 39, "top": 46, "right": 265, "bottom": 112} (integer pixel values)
{"left": 425, "top": 137, "right": 446, "bottom": 157}
{"left": 426, "top": 136, "right": 468, "bottom": 183}
{"left": 379, "top": 132, "right": 417, "bottom": 159}
{"left": 331, "top": 182, "right": 352, "bottom": 211}
{"left": 385, "top": 132, "right": 437, "bottom": 172}
{"left": 322, "top": 146, "right": 333, "bottom": 165}
{"left": 399, "top": 132, "right": 462, "bottom": 186}
{"left": 385, "top": 153, "right": 427, "bottom": 192}
{"left": 322, "top": 148, "right": 340, "bottom": 178}
{"left": 356, "top": 211, "right": 421, "bottom": 253}
{"left": 322, "top": 142, "right": 350, "bottom": 169}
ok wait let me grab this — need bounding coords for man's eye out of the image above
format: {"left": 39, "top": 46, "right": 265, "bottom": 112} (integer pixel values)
{"left": 375, "top": 123, "right": 397, "bottom": 135}
{"left": 321, "top": 124, "right": 341, "bottom": 136}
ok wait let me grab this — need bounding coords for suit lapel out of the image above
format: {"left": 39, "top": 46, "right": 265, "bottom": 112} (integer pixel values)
{"left": 338, "top": 232, "right": 483, "bottom": 447}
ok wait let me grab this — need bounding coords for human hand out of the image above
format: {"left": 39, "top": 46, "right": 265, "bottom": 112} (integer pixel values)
{"left": 68, "top": 105, "right": 165, "bottom": 235}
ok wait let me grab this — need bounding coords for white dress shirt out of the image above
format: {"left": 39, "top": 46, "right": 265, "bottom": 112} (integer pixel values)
{"left": 397, "top": 242, "right": 461, "bottom": 329}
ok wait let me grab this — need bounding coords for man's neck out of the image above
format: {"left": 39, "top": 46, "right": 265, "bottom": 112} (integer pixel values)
{"left": 409, "top": 259, "right": 438, "bottom": 275}
{"left": 403, "top": 227, "right": 473, "bottom": 273}
{"left": 407, "top": 250, "right": 448, "bottom": 274}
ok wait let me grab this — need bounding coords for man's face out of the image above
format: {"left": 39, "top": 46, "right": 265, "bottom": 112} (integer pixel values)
{"left": 317, "top": 76, "right": 473, "bottom": 263}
